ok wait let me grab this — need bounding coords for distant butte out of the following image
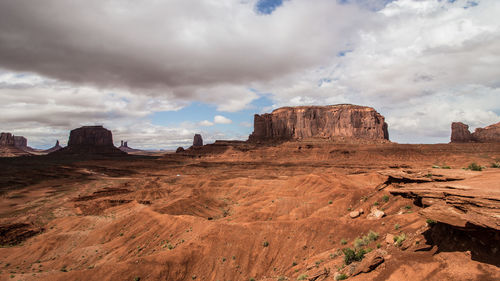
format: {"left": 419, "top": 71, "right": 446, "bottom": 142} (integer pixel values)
{"left": 248, "top": 104, "right": 389, "bottom": 142}
{"left": 451, "top": 121, "right": 500, "bottom": 143}
{"left": 50, "top": 125, "right": 125, "bottom": 156}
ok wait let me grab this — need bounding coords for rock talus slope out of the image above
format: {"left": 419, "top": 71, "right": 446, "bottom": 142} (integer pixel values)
{"left": 249, "top": 104, "right": 389, "bottom": 142}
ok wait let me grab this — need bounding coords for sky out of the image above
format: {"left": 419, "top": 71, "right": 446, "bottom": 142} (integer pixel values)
{"left": 0, "top": 0, "right": 499, "bottom": 149}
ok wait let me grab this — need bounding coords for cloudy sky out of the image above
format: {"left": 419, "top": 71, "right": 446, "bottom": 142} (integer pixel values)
{"left": 0, "top": 0, "right": 499, "bottom": 149}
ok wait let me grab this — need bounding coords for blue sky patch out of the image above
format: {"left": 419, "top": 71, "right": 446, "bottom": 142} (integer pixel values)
{"left": 255, "top": 0, "right": 285, "bottom": 15}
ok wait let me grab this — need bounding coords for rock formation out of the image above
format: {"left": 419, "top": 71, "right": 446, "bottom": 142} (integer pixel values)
{"left": 176, "top": 147, "right": 185, "bottom": 153}
{"left": 193, "top": 134, "right": 203, "bottom": 147}
{"left": 43, "top": 140, "right": 63, "bottom": 154}
{"left": 450, "top": 121, "right": 500, "bottom": 143}
{"left": 0, "top": 133, "right": 15, "bottom": 146}
{"left": 248, "top": 104, "right": 389, "bottom": 142}
{"left": 118, "top": 140, "right": 141, "bottom": 153}
{"left": 51, "top": 126, "right": 125, "bottom": 155}
{"left": 0, "top": 133, "right": 31, "bottom": 157}
{"left": 13, "top": 136, "right": 27, "bottom": 149}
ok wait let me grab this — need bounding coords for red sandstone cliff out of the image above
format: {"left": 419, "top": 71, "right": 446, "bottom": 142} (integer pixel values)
{"left": 450, "top": 121, "right": 500, "bottom": 143}
{"left": 248, "top": 104, "right": 389, "bottom": 142}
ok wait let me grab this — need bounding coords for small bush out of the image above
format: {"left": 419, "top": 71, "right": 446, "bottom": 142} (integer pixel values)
{"left": 432, "top": 165, "right": 440, "bottom": 169}
{"left": 263, "top": 241, "right": 269, "bottom": 247}
{"left": 292, "top": 261, "right": 297, "bottom": 266}
{"left": 373, "top": 201, "right": 379, "bottom": 206}
{"left": 249, "top": 278, "right": 256, "bottom": 281}
{"left": 278, "top": 277, "right": 286, "bottom": 281}
{"left": 382, "top": 195, "right": 389, "bottom": 203}
{"left": 297, "top": 274, "right": 308, "bottom": 280}
{"left": 336, "top": 273, "right": 348, "bottom": 280}
{"left": 426, "top": 219, "right": 437, "bottom": 226}
{"left": 134, "top": 277, "right": 141, "bottom": 281}
{"left": 404, "top": 205, "right": 412, "bottom": 210}
{"left": 367, "top": 230, "right": 379, "bottom": 241}
{"left": 394, "top": 223, "right": 400, "bottom": 230}
{"left": 467, "top": 163, "right": 483, "bottom": 171}
{"left": 328, "top": 200, "right": 333, "bottom": 204}
{"left": 491, "top": 162, "right": 500, "bottom": 168}
{"left": 343, "top": 247, "right": 366, "bottom": 265}
{"left": 393, "top": 233, "right": 406, "bottom": 247}
{"left": 441, "top": 165, "right": 451, "bottom": 169}
{"left": 340, "top": 238, "right": 347, "bottom": 245}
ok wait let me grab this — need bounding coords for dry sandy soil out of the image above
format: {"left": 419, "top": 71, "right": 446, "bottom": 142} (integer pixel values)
{"left": 0, "top": 141, "right": 499, "bottom": 281}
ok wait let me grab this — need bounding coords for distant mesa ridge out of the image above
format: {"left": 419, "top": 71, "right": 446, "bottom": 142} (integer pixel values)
{"left": 51, "top": 125, "right": 125, "bottom": 155}
{"left": 248, "top": 104, "right": 389, "bottom": 142}
{"left": 451, "top": 121, "right": 500, "bottom": 143}
{"left": 119, "top": 140, "right": 140, "bottom": 153}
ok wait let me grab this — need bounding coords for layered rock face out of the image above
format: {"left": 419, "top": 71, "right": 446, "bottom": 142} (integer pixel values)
{"left": 193, "top": 134, "right": 203, "bottom": 147}
{"left": 450, "top": 121, "right": 500, "bottom": 143}
{"left": 0, "top": 133, "right": 15, "bottom": 146}
{"left": 450, "top": 122, "right": 472, "bottom": 143}
{"left": 0, "top": 133, "right": 31, "bottom": 157}
{"left": 249, "top": 105, "right": 389, "bottom": 142}
{"left": 14, "top": 136, "right": 27, "bottom": 149}
{"left": 52, "top": 126, "right": 125, "bottom": 155}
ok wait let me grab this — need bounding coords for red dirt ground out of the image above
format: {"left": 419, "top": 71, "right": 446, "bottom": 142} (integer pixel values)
{"left": 0, "top": 141, "right": 499, "bottom": 281}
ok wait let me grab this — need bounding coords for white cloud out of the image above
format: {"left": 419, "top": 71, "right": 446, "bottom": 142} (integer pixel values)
{"left": 239, "top": 121, "right": 253, "bottom": 128}
{"left": 0, "top": 0, "right": 499, "bottom": 146}
{"left": 214, "top": 115, "right": 232, "bottom": 124}
{"left": 198, "top": 120, "right": 214, "bottom": 127}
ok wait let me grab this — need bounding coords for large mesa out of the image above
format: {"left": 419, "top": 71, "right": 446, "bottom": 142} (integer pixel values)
{"left": 51, "top": 126, "right": 125, "bottom": 155}
{"left": 450, "top": 121, "right": 500, "bottom": 143}
{"left": 248, "top": 104, "right": 389, "bottom": 142}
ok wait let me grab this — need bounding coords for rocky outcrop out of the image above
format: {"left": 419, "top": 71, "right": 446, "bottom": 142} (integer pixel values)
{"left": 387, "top": 170, "right": 500, "bottom": 231}
{"left": 451, "top": 121, "right": 500, "bottom": 143}
{"left": 248, "top": 104, "right": 389, "bottom": 142}
{"left": 118, "top": 140, "right": 141, "bottom": 153}
{"left": 0, "top": 132, "right": 15, "bottom": 146}
{"left": 51, "top": 126, "right": 125, "bottom": 156}
{"left": 0, "top": 133, "right": 31, "bottom": 157}
{"left": 176, "top": 147, "right": 185, "bottom": 153}
{"left": 43, "top": 140, "right": 63, "bottom": 154}
{"left": 14, "top": 136, "right": 27, "bottom": 148}
{"left": 193, "top": 134, "right": 203, "bottom": 147}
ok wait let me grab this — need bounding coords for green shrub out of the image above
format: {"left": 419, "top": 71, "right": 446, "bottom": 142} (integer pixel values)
{"left": 393, "top": 233, "right": 406, "bottom": 247}
{"left": 249, "top": 278, "right": 256, "bottom": 281}
{"left": 134, "top": 277, "right": 141, "bottom": 281}
{"left": 426, "top": 219, "right": 437, "bottom": 226}
{"left": 404, "top": 205, "right": 412, "bottom": 210}
{"left": 342, "top": 247, "right": 366, "bottom": 265}
{"left": 263, "top": 241, "right": 269, "bottom": 247}
{"left": 432, "top": 165, "right": 440, "bottom": 169}
{"left": 373, "top": 201, "right": 379, "bottom": 206}
{"left": 467, "top": 163, "right": 483, "bottom": 171}
{"left": 335, "top": 273, "right": 348, "bottom": 280}
{"left": 491, "top": 162, "right": 500, "bottom": 168}
{"left": 382, "top": 195, "right": 389, "bottom": 202}
{"left": 394, "top": 223, "right": 400, "bottom": 230}
{"left": 340, "top": 238, "right": 347, "bottom": 245}
{"left": 441, "top": 165, "right": 451, "bottom": 169}
{"left": 367, "top": 230, "right": 379, "bottom": 241}
{"left": 297, "top": 274, "right": 308, "bottom": 280}
{"left": 328, "top": 200, "right": 333, "bottom": 204}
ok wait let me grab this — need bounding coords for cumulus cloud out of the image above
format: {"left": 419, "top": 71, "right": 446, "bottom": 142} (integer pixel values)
{"left": 198, "top": 120, "right": 215, "bottom": 127}
{"left": 214, "top": 115, "right": 233, "bottom": 124}
{"left": 0, "top": 0, "right": 499, "bottom": 146}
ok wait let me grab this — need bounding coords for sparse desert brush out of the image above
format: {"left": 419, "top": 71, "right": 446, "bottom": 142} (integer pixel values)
{"left": 354, "top": 230, "right": 379, "bottom": 248}
{"left": 340, "top": 238, "right": 347, "bottom": 245}
{"left": 491, "top": 162, "right": 500, "bottom": 168}
{"left": 297, "top": 274, "right": 308, "bottom": 280}
{"left": 432, "top": 165, "right": 440, "bottom": 169}
{"left": 263, "top": 241, "right": 269, "bottom": 247}
{"left": 467, "top": 163, "right": 483, "bottom": 171}
{"left": 394, "top": 223, "right": 400, "bottom": 230}
{"left": 342, "top": 247, "right": 366, "bottom": 265}
{"left": 335, "top": 273, "right": 348, "bottom": 280}
{"left": 382, "top": 195, "right": 389, "bottom": 202}
{"left": 441, "top": 165, "right": 451, "bottom": 169}
{"left": 393, "top": 233, "right": 406, "bottom": 247}
{"left": 426, "top": 219, "right": 437, "bottom": 226}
